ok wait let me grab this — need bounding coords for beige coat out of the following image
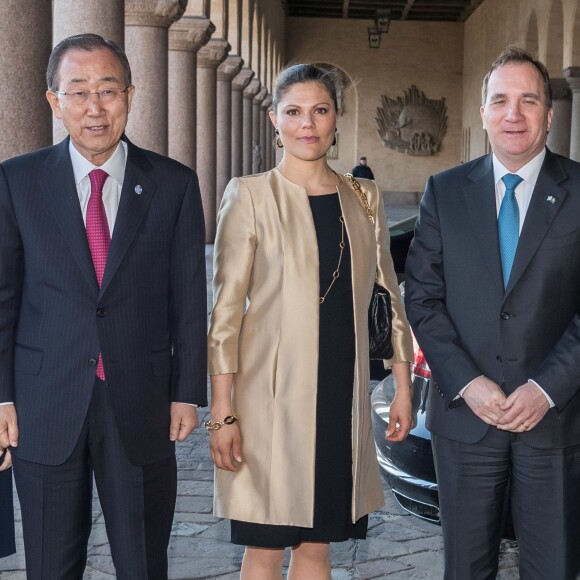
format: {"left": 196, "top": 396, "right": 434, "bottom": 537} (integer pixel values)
{"left": 208, "top": 168, "right": 413, "bottom": 526}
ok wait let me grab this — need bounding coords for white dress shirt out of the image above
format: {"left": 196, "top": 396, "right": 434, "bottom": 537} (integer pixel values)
{"left": 69, "top": 140, "right": 126, "bottom": 232}
{"left": 460, "top": 148, "right": 554, "bottom": 407}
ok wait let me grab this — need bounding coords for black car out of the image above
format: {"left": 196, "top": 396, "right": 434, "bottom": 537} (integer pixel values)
{"left": 371, "top": 311, "right": 515, "bottom": 537}
{"left": 371, "top": 345, "right": 439, "bottom": 523}
{"left": 388, "top": 214, "right": 416, "bottom": 279}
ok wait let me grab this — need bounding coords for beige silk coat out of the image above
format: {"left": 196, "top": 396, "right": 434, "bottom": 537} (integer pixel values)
{"left": 208, "top": 168, "right": 414, "bottom": 526}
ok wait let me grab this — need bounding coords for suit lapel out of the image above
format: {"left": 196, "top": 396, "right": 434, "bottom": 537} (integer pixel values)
{"left": 463, "top": 155, "right": 504, "bottom": 290}
{"left": 42, "top": 138, "right": 99, "bottom": 293}
{"left": 504, "top": 150, "right": 568, "bottom": 297}
{"left": 99, "top": 139, "right": 156, "bottom": 298}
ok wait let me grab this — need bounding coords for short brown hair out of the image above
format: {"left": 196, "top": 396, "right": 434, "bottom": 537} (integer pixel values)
{"left": 481, "top": 45, "right": 552, "bottom": 108}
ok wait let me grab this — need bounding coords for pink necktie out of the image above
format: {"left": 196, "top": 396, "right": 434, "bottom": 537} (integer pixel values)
{"left": 87, "top": 169, "right": 110, "bottom": 380}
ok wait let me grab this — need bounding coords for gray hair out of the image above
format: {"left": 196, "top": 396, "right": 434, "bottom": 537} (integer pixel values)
{"left": 47, "top": 33, "right": 132, "bottom": 91}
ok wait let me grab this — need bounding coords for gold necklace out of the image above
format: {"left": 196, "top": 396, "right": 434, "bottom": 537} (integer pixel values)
{"left": 319, "top": 192, "right": 345, "bottom": 304}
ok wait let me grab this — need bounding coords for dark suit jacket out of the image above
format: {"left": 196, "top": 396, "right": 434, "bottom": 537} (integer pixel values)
{"left": 0, "top": 137, "right": 207, "bottom": 466}
{"left": 0, "top": 464, "right": 15, "bottom": 558}
{"left": 405, "top": 149, "right": 580, "bottom": 449}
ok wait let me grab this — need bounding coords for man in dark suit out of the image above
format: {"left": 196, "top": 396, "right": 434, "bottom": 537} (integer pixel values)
{"left": 0, "top": 452, "right": 15, "bottom": 559}
{"left": 405, "top": 46, "right": 580, "bottom": 579}
{"left": 0, "top": 34, "right": 207, "bottom": 579}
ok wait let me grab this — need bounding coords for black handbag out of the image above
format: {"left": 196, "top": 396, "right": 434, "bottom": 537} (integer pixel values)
{"left": 345, "top": 173, "right": 394, "bottom": 360}
{"left": 368, "top": 283, "right": 394, "bottom": 360}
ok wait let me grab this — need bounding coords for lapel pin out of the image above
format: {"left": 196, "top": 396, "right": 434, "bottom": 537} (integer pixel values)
{"left": 546, "top": 195, "right": 557, "bottom": 204}
{"left": 134, "top": 185, "right": 143, "bottom": 195}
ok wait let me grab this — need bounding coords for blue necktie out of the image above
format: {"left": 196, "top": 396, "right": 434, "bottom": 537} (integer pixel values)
{"left": 498, "top": 173, "right": 523, "bottom": 288}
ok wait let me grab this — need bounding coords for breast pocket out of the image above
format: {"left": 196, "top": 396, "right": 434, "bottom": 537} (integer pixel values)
{"left": 14, "top": 344, "right": 43, "bottom": 376}
{"left": 541, "top": 229, "right": 580, "bottom": 250}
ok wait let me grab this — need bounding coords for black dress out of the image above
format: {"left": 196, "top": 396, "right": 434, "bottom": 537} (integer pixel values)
{"left": 231, "top": 192, "right": 368, "bottom": 547}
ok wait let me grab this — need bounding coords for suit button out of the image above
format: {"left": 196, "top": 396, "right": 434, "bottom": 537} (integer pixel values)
{"left": 97, "top": 307, "right": 106, "bottom": 318}
{"left": 496, "top": 355, "right": 503, "bottom": 362}
{"left": 88, "top": 358, "right": 97, "bottom": 367}
{"left": 501, "top": 311, "right": 511, "bottom": 320}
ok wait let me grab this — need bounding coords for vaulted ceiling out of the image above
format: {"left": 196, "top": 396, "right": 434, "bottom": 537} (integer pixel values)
{"left": 282, "top": 0, "right": 485, "bottom": 22}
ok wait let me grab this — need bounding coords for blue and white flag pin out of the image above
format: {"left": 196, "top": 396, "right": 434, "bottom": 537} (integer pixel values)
{"left": 546, "top": 195, "right": 556, "bottom": 204}
{"left": 135, "top": 185, "right": 143, "bottom": 195}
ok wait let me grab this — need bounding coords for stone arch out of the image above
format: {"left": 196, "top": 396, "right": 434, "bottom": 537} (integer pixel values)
{"left": 572, "top": 0, "right": 580, "bottom": 64}
{"left": 227, "top": 0, "right": 243, "bottom": 57}
{"left": 526, "top": 10, "right": 539, "bottom": 57}
{"left": 240, "top": 0, "right": 254, "bottom": 71}
{"left": 252, "top": 2, "right": 261, "bottom": 78}
{"left": 259, "top": 11, "right": 267, "bottom": 84}
{"left": 545, "top": 0, "right": 564, "bottom": 76}
{"left": 210, "top": 0, "right": 227, "bottom": 38}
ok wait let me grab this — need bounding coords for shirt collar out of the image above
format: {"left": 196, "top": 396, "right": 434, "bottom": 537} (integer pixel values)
{"left": 492, "top": 148, "right": 546, "bottom": 187}
{"left": 69, "top": 140, "right": 127, "bottom": 186}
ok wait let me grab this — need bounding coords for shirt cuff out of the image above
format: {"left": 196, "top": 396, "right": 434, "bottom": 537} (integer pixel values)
{"left": 454, "top": 375, "right": 484, "bottom": 400}
{"left": 529, "top": 379, "right": 555, "bottom": 408}
{"left": 176, "top": 402, "right": 198, "bottom": 407}
{"left": 0, "top": 402, "right": 13, "bottom": 406}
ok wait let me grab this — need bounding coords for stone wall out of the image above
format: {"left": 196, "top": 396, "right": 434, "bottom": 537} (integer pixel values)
{"left": 285, "top": 16, "right": 464, "bottom": 200}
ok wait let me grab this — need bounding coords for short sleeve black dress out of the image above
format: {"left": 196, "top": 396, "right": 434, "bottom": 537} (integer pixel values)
{"left": 231, "top": 192, "right": 368, "bottom": 547}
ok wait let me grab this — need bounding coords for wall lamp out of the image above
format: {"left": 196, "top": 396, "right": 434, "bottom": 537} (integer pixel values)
{"left": 368, "top": 9, "right": 391, "bottom": 48}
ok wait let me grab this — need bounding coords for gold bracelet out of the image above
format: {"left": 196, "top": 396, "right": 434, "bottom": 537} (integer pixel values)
{"left": 204, "top": 414, "right": 239, "bottom": 431}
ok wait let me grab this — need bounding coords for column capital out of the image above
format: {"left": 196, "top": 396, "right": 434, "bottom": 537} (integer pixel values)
{"left": 260, "top": 94, "right": 273, "bottom": 111}
{"left": 217, "top": 55, "right": 243, "bottom": 82}
{"left": 563, "top": 67, "right": 580, "bottom": 91}
{"left": 243, "top": 78, "right": 261, "bottom": 100}
{"left": 125, "top": 0, "right": 187, "bottom": 28}
{"left": 169, "top": 16, "right": 215, "bottom": 52}
{"left": 232, "top": 67, "right": 254, "bottom": 92}
{"left": 197, "top": 37, "right": 230, "bottom": 69}
{"left": 253, "top": 86, "right": 268, "bottom": 105}
{"left": 551, "top": 78, "right": 572, "bottom": 101}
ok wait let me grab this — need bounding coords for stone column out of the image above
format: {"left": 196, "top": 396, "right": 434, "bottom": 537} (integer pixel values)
{"left": 260, "top": 95, "right": 272, "bottom": 171}
{"left": 0, "top": 0, "right": 52, "bottom": 160}
{"left": 564, "top": 68, "right": 580, "bottom": 162}
{"left": 125, "top": 0, "right": 186, "bottom": 155}
{"left": 231, "top": 68, "right": 254, "bottom": 178}
{"left": 252, "top": 86, "right": 267, "bottom": 173}
{"left": 216, "top": 55, "right": 243, "bottom": 210}
{"left": 52, "top": 0, "right": 125, "bottom": 144}
{"left": 197, "top": 38, "right": 229, "bottom": 242}
{"left": 242, "top": 78, "right": 260, "bottom": 175}
{"left": 547, "top": 78, "right": 572, "bottom": 158}
{"left": 168, "top": 16, "right": 214, "bottom": 169}
{"left": 54, "top": 0, "right": 124, "bottom": 45}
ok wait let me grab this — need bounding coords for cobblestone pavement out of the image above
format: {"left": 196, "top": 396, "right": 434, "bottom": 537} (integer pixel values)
{"left": 0, "top": 428, "right": 521, "bottom": 580}
{"left": 0, "top": 207, "right": 522, "bottom": 578}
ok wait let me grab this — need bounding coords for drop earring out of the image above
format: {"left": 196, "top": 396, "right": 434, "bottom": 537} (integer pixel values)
{"left": 274, "top": 128, "right": 283, "bottom": 149}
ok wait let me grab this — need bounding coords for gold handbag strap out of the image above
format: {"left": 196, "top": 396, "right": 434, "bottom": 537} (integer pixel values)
{"left": 344, "top": 173, "right": 380, "bottom": 282}
{"left": 344, "top": 173, "right": 375, "bottom": 225}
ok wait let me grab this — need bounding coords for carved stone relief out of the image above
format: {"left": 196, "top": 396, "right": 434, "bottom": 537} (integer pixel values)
{"left": 375, "top": 85, "right": 447, "bottom": 156}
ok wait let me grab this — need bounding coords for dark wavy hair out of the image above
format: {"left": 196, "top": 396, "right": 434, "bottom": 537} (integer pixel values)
{"left": 481, "top": 45, "right": 552, "bottom": 108}
{"left": 47, "top": 33, "right": 132, "bottom": 91}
